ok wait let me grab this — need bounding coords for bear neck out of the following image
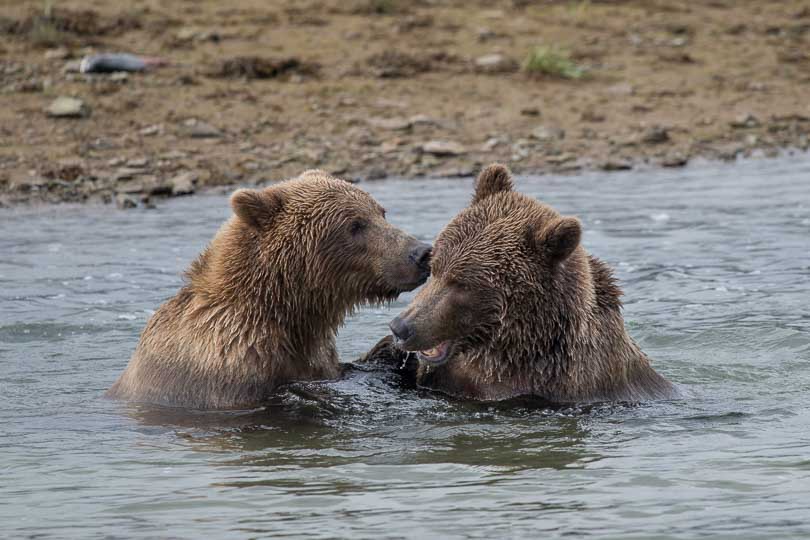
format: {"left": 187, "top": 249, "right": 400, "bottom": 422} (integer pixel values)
{"left": 185, "top": 223, "right": 351, "bottom": 364}
{"left": 470, "top": 253, "right": 652, "bottom": 401}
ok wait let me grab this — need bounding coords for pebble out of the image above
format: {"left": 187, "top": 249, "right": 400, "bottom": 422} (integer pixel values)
{"left": 420, "top": 140, "right": 466, "bottom": 156}
{"left": 730, "top": 113, "right": 760, "bottom": 128}
{"left": 139, "top": 125, "right": 162, "bottom": 136}
{"left": 432, "top": 166, "right": 476, "bottom": 178}
{"left": 115, "top": 193, "right": 139, "bottom": 209}
{"left": 607, "top": 83, "right": 635, "bottom": 96}
{"left": 601, "top": 159, "right": 633, "bottom": 171}
{"left": 661, "top": 153, "right": 689, "bottom": 167}
{"left": 474, "top": 53, "right": 518, "bottom": 73}
{"left": 367, "top": 117, "right": 412, "bottom": 131}
{"left": 169, "top": 171, "right": 197, "bottom": 196}
{"left": 184, "top": 119, "right": 223, "bottom": 138}
{"left": 46, "top": 97, "right": 89, "bottom": 118}
{"left": 126, "top": 158, "right": 149, "bottom": 168}
{"left": 641, "top": 126, "right": 670, "bottom": 144}
{"left": 113, "top": 167, "right": 146, "bottom": 181}
{"left": 409, "top": 114, "right": 436, "bottom": 127}
{"left": 116, "top": 180, "right": 145, "bottom": 194}
{"left": 44, "top": 47, "right": 70, "bottom": 61}
{"left": 531, "top": 126, "right": 565, "bottom": 141}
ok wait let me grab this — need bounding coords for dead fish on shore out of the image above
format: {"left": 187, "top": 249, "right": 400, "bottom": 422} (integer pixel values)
{"left": 79, "top": 53, "right": 168, "bottom": 73}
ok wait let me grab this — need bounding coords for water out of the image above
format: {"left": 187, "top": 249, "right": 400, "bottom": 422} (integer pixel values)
{"left": 1, "top": 156, "right": 809, "bottom": 539}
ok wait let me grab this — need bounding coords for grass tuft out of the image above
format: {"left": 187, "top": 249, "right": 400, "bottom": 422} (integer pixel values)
{"left": 523, "top": 46, "right": 585, "bottom": 79}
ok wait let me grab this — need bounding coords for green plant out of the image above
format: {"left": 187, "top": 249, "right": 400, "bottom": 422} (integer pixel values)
{"left": 523, "top": 46, "right": 585, "bottom": 79}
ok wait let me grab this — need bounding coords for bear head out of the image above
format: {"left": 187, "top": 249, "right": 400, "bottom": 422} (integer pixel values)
{"left": 225, "top": 170, "right": 432, "bottom": 310}
{"left": 389, "top": 164, "right": 587, "bottom": 373}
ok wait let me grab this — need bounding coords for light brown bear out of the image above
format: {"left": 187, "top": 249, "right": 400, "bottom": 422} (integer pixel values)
{"left": 370, "top": 164, "right": 677, "bottom": 403}
{"left": 107, "top": 170, "right": 431, "bottom": 409}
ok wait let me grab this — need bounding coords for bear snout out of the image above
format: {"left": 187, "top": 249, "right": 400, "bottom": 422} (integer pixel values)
{"left": 409, "top": 242, "right": 432, "bottom": 272}
{"left": 389, "top": 314, "right": 415, "bottom": 346}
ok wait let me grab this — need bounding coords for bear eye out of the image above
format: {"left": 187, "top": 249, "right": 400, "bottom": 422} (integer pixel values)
{"left": 350, "top": 219, "right": 368, "bottom": 235}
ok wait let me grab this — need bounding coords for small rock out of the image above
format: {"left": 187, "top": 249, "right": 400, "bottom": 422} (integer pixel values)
{"left": 420, "top": 140, "right": 466, "bottom": 156}
{"left": 46, "top": 96, "right": 89, "bottom": 118}
{"left": 661, "top": 153, "right": 688, "bottom": 167}
{"left": 730, "top": 113, "right": 760, "bottom": 128}
{"left": 62, "top": 61, "right": 82, "bottom": 74}
{"left": 641, "top": 126, "right": 670, "bottom": 144}
{"left": 126, "top": 158, "right": 149, "bottom": 168}
{"left": 481, "top": 137, "right": 505, "bottom": 151}
{"left": 546, "top": 153, "right": 576, "bottom": 165}
{"left": 581, "top": 109, "right": 605, "bottom": 123}
{"left": 520, "top": 107, "right": 541, "bottom": 117}
{"left": 477, "top": 28, "right": 497, "bottom": 42}
{"left": 160, "top": 150, "right": 187, "bottom": 160}
{"left": 715, "top": 143, "right": 743, "bottom": 161}
{"left": 600, "top": 159, "right": 633, "bottom": 171}
{"left": 409, "top": 114, "right": 436, "bottom": 126}
{"left": 367, "top": 117, "right": 412, "bottom": 131}
{"left": 113, "top": 167, "right": 146, "bottom": 181}
{"left": 116, "top": 180, "right": 145, "bottom": 194}
{"left": 44, "top": 47, "right": 70, "bottom": 61}
{"left": 379, "top": 140, "right": 403, "bottom": 153}
{"left": 115, "top": 193, "right": 138, "bottom": 209}
{"left": 433, "top": 166, "right": 476, "bottom": 178}
{"left": 531, "top": 126, "right": 565, "bottom": 141}
{"left": 474, "top": 53, "right": 518, "bottom": 74}
{"left": 139, "top": 124, "right": 162, "bottom": 136}
{"left": 607, "top": 83, "right": 635, "bottom": 96}
{"left": 175, "top": 27, "right": 198, "bottom": 41}
{"left": 168, "top": 171, "right": 197, "bottom": 196}
{"left": 183, "top": 119, "right": 223, "bottom": 138}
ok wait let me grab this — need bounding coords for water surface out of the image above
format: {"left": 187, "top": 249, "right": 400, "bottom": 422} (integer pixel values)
{"left": 2, "top": 157, "right": 809, "bottom": 538}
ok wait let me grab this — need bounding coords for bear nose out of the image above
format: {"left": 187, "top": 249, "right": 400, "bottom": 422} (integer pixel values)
{"left": 409, "top": 243, "right": 432, "bottom": 272}
{"left": 389, "top": 315, "right": 414, "bottom": 344}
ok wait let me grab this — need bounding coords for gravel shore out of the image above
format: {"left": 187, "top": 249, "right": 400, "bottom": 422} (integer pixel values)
{"left": 2, "top": 0, "right": 809, "bottom": 206}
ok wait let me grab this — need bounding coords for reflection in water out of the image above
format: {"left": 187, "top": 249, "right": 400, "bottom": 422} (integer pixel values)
{"left": 129, "top": 370, "right": 600, "bottom": 472}
{"left": 2, "top": 156, "right": 810, "bottom": 537}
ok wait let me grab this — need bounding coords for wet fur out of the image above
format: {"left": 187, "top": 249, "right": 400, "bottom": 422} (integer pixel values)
{"left": 364, "top": 164, "right": 678, "bottom": 403}
{"left": 108, "top": 171, "right": 425, "bottom": 409}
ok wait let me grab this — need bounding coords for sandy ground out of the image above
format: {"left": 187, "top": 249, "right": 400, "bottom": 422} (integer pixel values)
{"left": 1, "top": 0, "right": 809, "bottom": 206}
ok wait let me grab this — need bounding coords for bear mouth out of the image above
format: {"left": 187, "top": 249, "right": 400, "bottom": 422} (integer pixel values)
{"left": 416, "top": 341, "right": 452, "bottom": 367}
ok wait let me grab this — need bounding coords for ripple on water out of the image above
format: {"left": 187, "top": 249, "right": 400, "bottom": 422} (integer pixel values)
{"left": 1, "top": 157, "right": 810, "bottom": 538}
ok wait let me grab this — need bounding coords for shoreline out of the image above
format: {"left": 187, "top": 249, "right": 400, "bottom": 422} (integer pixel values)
{"left": 4, "top": 150, "right": 807, "bottom": 212}
{"left": 2, "top": 0, "right": 809, "bottom": 207}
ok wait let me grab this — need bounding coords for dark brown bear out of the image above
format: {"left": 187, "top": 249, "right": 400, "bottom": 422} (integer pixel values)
{"left": 374, "top": 164, "right": 677, "bottom": 403}
{"left": 107, "top": 170, "right": 431, "bottom": 409}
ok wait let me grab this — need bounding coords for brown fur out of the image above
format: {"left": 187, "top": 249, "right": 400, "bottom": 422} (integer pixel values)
{"left": 107, "top": 170, "right": 430, "bottom": 409}
{"left": 377, "top": 163, "right": 678, "bottom": 403}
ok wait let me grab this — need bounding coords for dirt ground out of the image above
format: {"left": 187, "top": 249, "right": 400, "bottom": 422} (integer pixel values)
{"left": 1, "top": 0, "right": 809, "bottom": 207}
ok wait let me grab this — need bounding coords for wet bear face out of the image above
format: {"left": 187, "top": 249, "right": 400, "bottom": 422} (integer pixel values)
{"left": 230, "top": 170, "right": 431, "bottom": 304}
{"left": 389, "top": 164, "right": 581, "bottom": 367}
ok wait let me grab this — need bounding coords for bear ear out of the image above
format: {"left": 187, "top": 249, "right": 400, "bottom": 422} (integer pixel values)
{"left": 472, "top": 163, "right": 513, "bottom": 204}
{"left": 299, "top": 169, "right": 328, "bottom": 179}
{"left": 531, "top": 216, "right": 582, "bottom": 264}
{"left": 230, "top": 188, "right": 284, "bottom": 230}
